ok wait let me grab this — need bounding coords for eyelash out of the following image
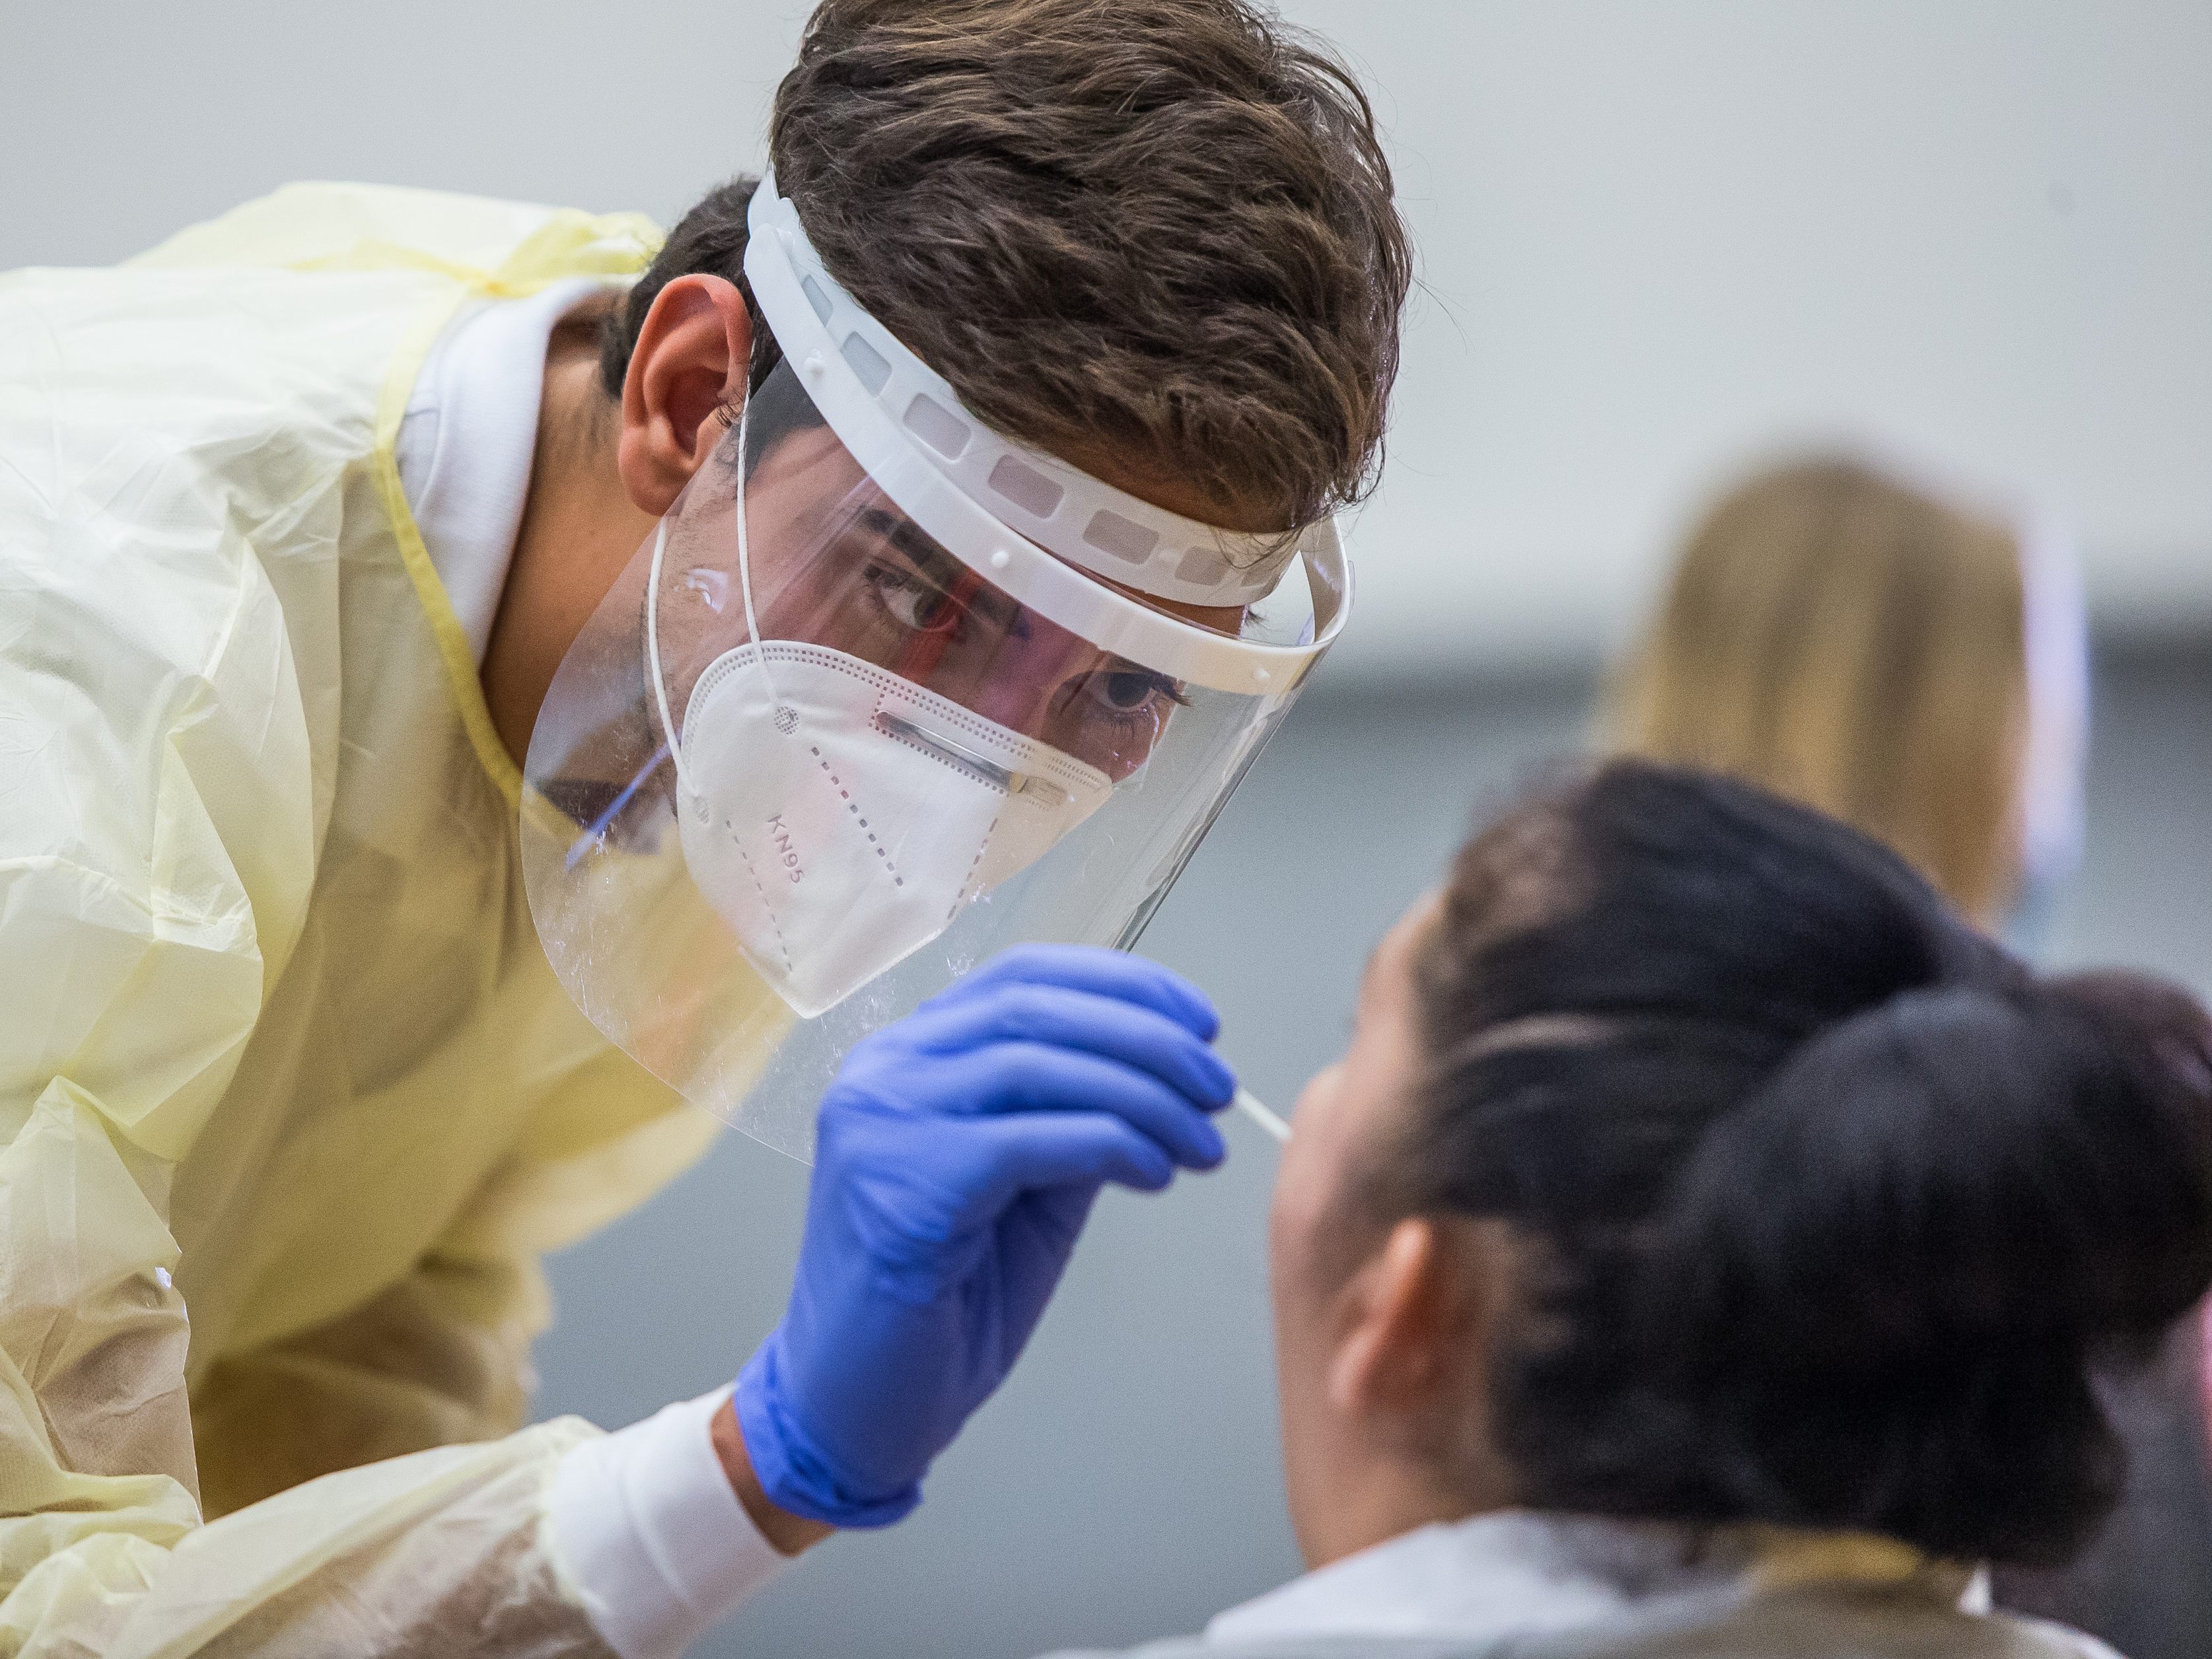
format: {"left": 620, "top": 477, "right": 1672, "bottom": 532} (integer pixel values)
{"left": 1101, "top": 670, "right": 1191, "bottom": 712}
{"left": 862, "top": 561, "right": 964, "bottom": 639}
{"left": 862, "top": 559, "right": 1190, "bottom": 723}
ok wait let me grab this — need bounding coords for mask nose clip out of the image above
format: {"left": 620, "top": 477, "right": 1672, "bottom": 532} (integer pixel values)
{"left": 873, "top": 711, "right": 1068, "bottom": 806}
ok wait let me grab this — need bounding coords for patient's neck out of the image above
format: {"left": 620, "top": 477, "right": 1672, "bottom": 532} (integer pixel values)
{"left": 1297, "top": 1452, "right": 1505, "bottom": 1571}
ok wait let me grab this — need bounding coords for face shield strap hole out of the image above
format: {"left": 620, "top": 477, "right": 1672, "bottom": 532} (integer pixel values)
{"left": 904, "top": 394, "right": 971, "bottom": 460}
{"left": 988, "top": 456, "right": 1065, "bottom": 519}
{"left": 1083, "top": 511, "right": 1160, "bottom": 565}
{"left": 841, "top": 333, "right": 892, "bottom": 396}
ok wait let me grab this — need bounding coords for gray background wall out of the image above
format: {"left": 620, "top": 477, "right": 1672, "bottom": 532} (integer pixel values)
{"left": 535, "top": 643, "right": 2211, "bottom": 1659}
{"left": 7, "top": 0, "right": 2211, "bottom": 671}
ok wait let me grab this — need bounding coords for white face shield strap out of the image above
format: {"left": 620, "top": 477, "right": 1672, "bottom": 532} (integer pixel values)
{"left": 743, "top": 168, "right": 1333, "bottom": 612}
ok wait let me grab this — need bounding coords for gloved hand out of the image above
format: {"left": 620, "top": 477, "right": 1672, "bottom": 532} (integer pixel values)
{"left": 734, "top": 945, "right": 1234, "bottom": 1528}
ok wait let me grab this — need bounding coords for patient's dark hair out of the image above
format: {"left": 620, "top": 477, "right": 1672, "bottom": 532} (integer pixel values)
{"left": 602, "top": 0, "right": 1409, "bottom": 535}
{"left": 1398, "top": 760, "right": 2212, "bottom": 1566}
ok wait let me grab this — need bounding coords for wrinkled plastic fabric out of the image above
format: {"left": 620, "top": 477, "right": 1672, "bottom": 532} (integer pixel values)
{"left": 0, "top": 184, "right": 738, "bottom": 1655}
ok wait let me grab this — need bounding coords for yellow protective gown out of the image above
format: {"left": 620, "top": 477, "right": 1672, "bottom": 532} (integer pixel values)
{"left": 0, "top": 184, "right": 777, "bottom": 1656}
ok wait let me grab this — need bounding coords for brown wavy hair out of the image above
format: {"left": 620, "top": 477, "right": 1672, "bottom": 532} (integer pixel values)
{"left": 602, "top": 0, "right": 1411, "bottom": 535}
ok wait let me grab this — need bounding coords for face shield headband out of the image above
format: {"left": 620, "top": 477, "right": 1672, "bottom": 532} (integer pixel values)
{"left": 744, "top": 168, "right": 1335, "bottom": 612}
{"left": 519, "top": 177, "right": 1353, "bottom": 1157}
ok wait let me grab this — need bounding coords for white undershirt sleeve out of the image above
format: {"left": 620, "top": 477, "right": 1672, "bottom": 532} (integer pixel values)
{"left": 548, "top": 1388, "right": 791, "bottom": 1659}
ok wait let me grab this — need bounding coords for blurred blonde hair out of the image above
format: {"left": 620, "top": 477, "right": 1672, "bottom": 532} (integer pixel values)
{"left": 1608, "top": 456, "right": 2027, "bottom": 923}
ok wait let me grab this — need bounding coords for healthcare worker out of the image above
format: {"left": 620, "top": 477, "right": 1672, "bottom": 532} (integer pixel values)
{"left": 1607, "top": 454, "right": 2090, "bottom": 946}
{"left": 0, "top": 1, "right": 1412, "bottom": 1653}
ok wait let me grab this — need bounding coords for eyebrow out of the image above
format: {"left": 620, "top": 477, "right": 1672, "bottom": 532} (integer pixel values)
{"left": 855, "top": 507, "right": 1026, "bottom": 635}
{"left": 855, "top": 505, "right": 1190, "bottom": 699}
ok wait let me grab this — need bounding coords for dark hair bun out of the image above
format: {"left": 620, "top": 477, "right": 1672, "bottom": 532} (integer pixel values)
{"left": 1429, "top": 762, "right": 2212, "bottom": 1568}
{"left": 1641, "top": 970, "right": 2212, "bottom": 1561}
{"left": 1662, "top": 976, "right": 2212, "bottom": 1359}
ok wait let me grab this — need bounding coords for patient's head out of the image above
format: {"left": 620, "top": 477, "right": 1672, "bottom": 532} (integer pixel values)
{"left": 1270, "top": 760, "right": 2212, "bottom": 1571}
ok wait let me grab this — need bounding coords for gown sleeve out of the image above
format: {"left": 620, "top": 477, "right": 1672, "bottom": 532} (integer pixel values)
{"left": 0, "top": 345, "right": 618, "bottom": 1659}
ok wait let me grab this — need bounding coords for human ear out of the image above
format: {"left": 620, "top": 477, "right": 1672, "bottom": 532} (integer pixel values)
{"left": 1326, "top": 1215, "right": 1503, "bottom": 1434}
{"left": 1326, "top": 1217, "right": 1452, "bottom": 1417}
{"left": 616, "top": 274, "right": 755, "bottom": 516}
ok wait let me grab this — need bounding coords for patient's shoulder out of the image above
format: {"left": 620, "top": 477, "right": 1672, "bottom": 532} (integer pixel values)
{"left": 1561, "top": 1589, "right": 2123, "bottom": 1658}
{"left": 1025, "top": 1597, "right": 2123, "bottom": 1659}
{"left": 1030, "top": 1641, "right": 1497, "bottom": 1659}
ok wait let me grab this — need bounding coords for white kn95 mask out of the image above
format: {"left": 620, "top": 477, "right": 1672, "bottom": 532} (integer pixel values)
{"left": 674, "top": 640, "right": 1112, "bottom": 1017}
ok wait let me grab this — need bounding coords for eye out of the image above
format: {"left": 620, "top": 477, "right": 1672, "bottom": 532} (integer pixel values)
{"left": 1081, "top": 666, "right": 1188, "bottom": 721}
{"left": 1096, "top": 670, "right": 1167, "bottom": 713}
{"left": 864, "top": 563, "right": 962, "bottom": 636}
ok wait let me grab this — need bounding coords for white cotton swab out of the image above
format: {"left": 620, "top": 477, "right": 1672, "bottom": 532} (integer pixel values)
{"left": 1231, "top": 1086, "right": 1291, "bottom": 1143}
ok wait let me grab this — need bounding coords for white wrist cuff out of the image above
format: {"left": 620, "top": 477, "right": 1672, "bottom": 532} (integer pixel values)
{"left": 551, "top": 1388, "right": 791, "bottom": 1659}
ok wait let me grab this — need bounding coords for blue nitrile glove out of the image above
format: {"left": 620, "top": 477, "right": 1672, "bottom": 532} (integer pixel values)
{"left": 734, "top": 944, "right": 1235, "bottom": 1528}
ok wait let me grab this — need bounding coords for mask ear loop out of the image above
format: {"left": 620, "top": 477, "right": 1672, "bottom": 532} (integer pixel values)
{"left": 731, "top": 393, "right": 779, "bottom": 722}
{"left": 648, "top": 394, "right": 774, "bottom": 800}
{"left": 645, "top": 518, "right": 690, "bottom": 795}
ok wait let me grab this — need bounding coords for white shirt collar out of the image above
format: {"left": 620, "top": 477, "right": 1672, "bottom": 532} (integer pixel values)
{"left": 392, "top": 276, "right": 614, "bottom": 663}
{"left": 1205, "top": 1510, "right": 1971, "bottom": 1646}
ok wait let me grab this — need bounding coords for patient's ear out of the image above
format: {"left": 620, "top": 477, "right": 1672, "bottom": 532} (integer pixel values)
{"left": 1327, "top": 1215, "right": 1505, "bottom": 1432}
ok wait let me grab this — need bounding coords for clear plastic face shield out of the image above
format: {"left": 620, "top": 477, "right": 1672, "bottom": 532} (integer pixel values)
{"left": 522, "top": 174, "right": 1351, "bottom": 1156}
